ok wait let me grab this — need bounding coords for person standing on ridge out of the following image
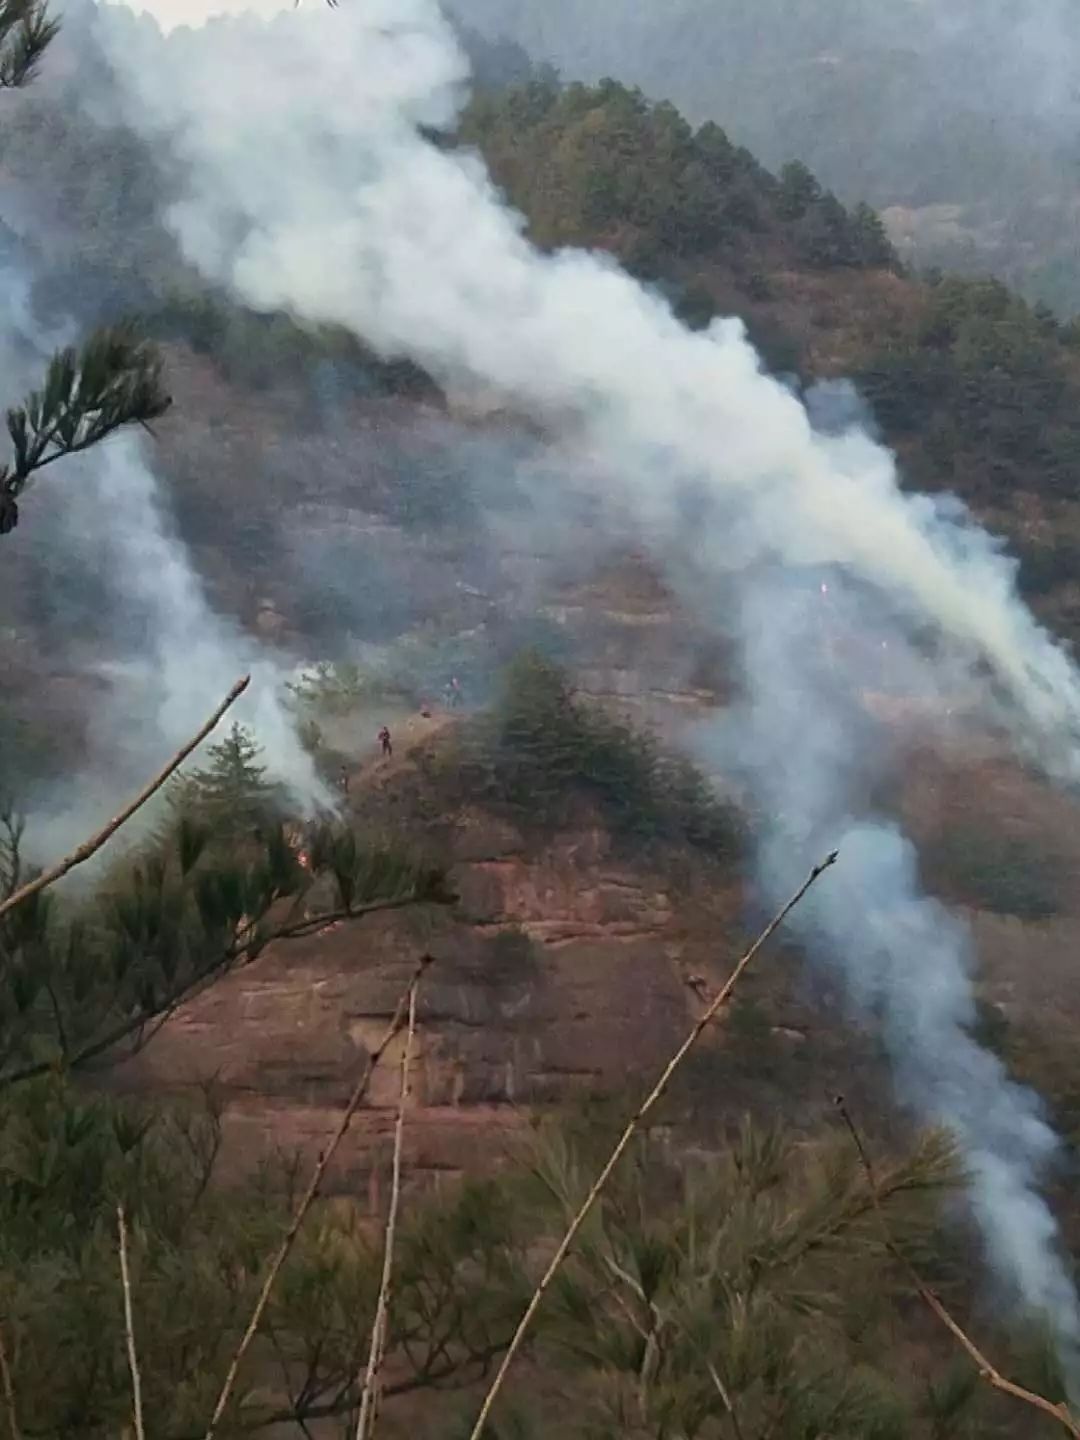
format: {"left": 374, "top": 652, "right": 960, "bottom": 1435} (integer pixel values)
{"left": 378, "top": 725, "right": 392, "bottom": 759}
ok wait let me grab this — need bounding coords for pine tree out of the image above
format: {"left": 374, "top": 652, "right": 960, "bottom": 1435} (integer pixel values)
{"left": 0, "top": 3, "right": 171, "bottom": 535}
{"left": 777, "top": 158, "right": 823, "bottom": 220}
{"left": 852, "top": 199, "right": 899, "bottom": 269}
{"left": 179, "top": 723, "right": 285, "bottom": 835}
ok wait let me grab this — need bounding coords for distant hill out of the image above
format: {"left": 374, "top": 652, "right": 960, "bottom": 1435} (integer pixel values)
{"left": 447, "top": 0, "right": 1080, "bottom": 316}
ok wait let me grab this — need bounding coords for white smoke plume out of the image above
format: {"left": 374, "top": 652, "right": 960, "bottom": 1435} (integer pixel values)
{"left": 97, "top": 0, "right": 1080, "bottom": 1355}
{"left": 0, "top": 242, "right": 328, "bottom": 855}
{"left": 20, "top": 430, "right": 331, "bottom": 861}
{"left": 717, "top": 569, "right": 1080, "bottom": 1352}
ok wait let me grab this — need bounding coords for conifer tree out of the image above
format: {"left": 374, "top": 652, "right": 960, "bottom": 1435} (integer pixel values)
{"left": 0, "top": 1, "right": 171, "bottom": 536}
{"left": 852, "top": 199, "right": 899, "bottom": 268}
{"left": 179, "top": 722, "right": 286, "bottom": 836}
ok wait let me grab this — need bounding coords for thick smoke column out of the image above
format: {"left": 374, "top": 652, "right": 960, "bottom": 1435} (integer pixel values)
{"left": 98, "top": 0, "right": 1080, "bottom": 1348}
{"left": 98, "top": 0, "right": 1080, "bottom": 778}
{"left": 22, "top": 432, "right": 330, "bottom": 857}
{"left": 718, "top": 571, "right": 1080, "bottom": 1349}
{"left": 56, "top": 440, "right": 327, "bottom": 790}
{"left": 0, "top": 249, "right": 327, "bottom": 850}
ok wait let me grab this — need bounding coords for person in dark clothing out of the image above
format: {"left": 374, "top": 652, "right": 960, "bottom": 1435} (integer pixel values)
{"left": 340, "top": 765, "right": 350, "bottom": 796}
{"left": 378, "top": 725, "right": 392, "bottom": 758}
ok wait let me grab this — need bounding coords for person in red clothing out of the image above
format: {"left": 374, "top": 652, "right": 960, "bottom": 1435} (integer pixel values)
{"left": 378, "top": 725, "right": 392, "bottom": 758}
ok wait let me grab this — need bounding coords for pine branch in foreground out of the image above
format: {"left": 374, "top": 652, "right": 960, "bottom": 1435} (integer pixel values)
{"left": 0, "top": 677, "right": 249, "bottom": 922}
{"left": 0, "top": 0, "right": 58, "bottom": 90}
{"left": 834, "top": 1097, "right": 1080, "bottom": 1440}
{"left": 0, "top": 325, "right": 172, "bottom": 534}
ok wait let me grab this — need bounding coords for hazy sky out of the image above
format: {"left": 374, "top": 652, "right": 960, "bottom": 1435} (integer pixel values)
{"left": 108, "top": 0, "right": 290, "bottom": 30}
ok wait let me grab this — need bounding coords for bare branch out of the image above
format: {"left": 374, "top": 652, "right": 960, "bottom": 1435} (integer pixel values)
{"left": 356, "top": 978, "right": 419, "bottom": 1439}
{"left": 833, "top": 1097, "right": 1080, "bottom": 1440}
{"left": 0, "top": 1325, "right": 21, "bottom": 1440}
{"left": 117, "top": 1205, "right": 146, "bottom": 1440}
{"left": 0, "top": 676, "right": 250, "bottom": 922}
{"left": 704, "top": 1358, "right": 746, "bottom": 1440}
{"left": 204, "top": 955, "right": 435, "bottom": 1440}
{"left": 466, "top": 852, "right": 838, "bottom": 1440}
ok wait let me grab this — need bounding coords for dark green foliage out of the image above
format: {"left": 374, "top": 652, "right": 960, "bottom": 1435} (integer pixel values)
{"left": 0, "top": 710, "right": 61, "bottom": 800}
{"left": 0, "top": 1102, "right": 970, "bottom": 1439}
{"left": 921, "top": 822, "right": 1066, "bottom": 921}
{"left": 795, "top": 189, "right": 860, "bottom": 268}
{"left": 778, "top": 159, "right": 823, "bottom": 220}
{"left": 970, "top": 999, "right": 1011, "bottom": 1056}
{"left": 146, "top": 287, "right": 437, "bottom": 398}
{"left": 172, "top": 722, "right": 287, "bottom": 838}
{"left": 514, "top": 1115, "right": 965, "bottom": 1440}
{"left": 852, "top": 201, "right": 900, "bottom": 267}
{"left": 442, "top": 652, "right": 743, "bottom": 861}
{"left": 672, "top": 278, "right": 718, "bottom": 331}
{"left": 460, "top": 79, "right": 894, "bottom": 277}
{"left": 0, "top": 783, "right": 449, "bottom": 1089}
{"left": 0, "top": 1079, "right": 530, "bottom": 1438}
{"left": 1, "top": 324, "right": 171, "bottom": 534}
{"left": 774, "top": 161, "right": 899, "bottom": 269}
{"left": 856, "top": 275, "right": 1080, "bottom": 510}
{"left": 0, "top": 0, "right": 57, "bottom": 91}
{"left": 484, "top": 926, "right": 541, "bottom": 996}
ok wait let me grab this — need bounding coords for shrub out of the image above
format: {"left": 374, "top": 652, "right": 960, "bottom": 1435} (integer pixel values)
{"left": 447, "top": 652, "right": 743, "bottom": 862}
{"left": 923, "top": 823, "right": 1066, "bottom": 921}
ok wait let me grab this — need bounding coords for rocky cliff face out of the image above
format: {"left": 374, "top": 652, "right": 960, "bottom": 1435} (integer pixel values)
{"left": 58, "top": 344, "right": 1080, "bottom": 1195}
{"left": 104, "top": 673, "right": 903, "bottom": 1201}
{"left": 109, "top": 782, "right": 742, "bottom": 1197}
{"left": 103, "top": 556, "right": 1080, "bottom": 1209}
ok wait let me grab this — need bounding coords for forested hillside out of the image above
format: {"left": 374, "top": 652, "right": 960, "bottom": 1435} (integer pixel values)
{"left": 6, "top": 10, "right": 1080, "bottom": 1439}
{"left": 448, "top": 0, "right": 1080, "bottom": 315}
{"left": 459, "top": 78, "right": 1080, "bottom": 639}
{"left": 9, "top": 53, "right": 1079, "bottom": 653}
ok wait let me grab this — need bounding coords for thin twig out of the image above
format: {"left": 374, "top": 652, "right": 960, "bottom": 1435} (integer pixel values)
{"left": 466, "top": 853, "right": 837, "bottom": 1440}
{"left": 705, "top": 1359, "right": 746, "bottom": 1440}
{"left": 0, "top": 1325, "right": 21, "bottom": 1440}
{"left": 0, "top": 676, "right": 250, "bottom": 921}
{"left": 117, "top": 1204, "right": 145, "bottom": 1440}
{"left": 204, "top": 955, "right": 435, "bottom": 1440}
{"left": 833, "top": 1097, "right": 1080, "bottom": 1440}
{"left": 356, "top": 979, "right": 420, "bottom": 1440}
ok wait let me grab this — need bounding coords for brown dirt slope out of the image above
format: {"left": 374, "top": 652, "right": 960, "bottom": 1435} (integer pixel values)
{"left": 106, "top": 680, "right": 1080, "bottom": 1210}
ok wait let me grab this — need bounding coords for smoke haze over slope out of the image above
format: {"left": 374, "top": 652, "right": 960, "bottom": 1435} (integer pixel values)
{"left": 0, "top": 44, "right": 329, "bottom": 846}
{"left": 89, "top": 0, "right": 1080, "bottom": 1361}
